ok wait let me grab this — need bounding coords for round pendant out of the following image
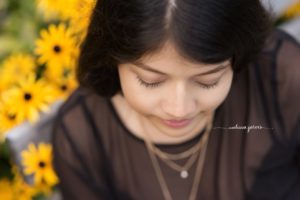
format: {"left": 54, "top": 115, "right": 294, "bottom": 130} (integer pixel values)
{"left": 180, "top": 170, "right": 188, "bottom": 179}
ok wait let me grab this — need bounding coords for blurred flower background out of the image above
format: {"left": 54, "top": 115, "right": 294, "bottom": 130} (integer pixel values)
{"left": 0, "top": 0, "right": 300, "bottom": 199}
{"left": 0, "top": 0, "right": 95, "bottom": 199}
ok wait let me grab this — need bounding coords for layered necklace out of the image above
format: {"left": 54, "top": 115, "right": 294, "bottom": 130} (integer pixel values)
{"left": 143, "top": 114, "right": 213, "bottom": 200}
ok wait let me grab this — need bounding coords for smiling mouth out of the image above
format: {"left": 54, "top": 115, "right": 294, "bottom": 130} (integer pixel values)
{"left": 162, "top": 118, "right": 192, "bottom": 128}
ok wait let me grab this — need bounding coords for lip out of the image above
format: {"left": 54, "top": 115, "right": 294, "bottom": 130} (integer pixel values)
{"left": 162, "top": 118, "right": 192, "bottom": 128}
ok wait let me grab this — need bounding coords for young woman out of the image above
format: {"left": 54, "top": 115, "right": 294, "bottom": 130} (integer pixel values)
{"left": 52, "top": 0, "right": 300, "bottom": 199}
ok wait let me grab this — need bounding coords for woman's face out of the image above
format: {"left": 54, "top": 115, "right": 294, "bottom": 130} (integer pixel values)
{"left": 117, "top": 42, "right": 233, "bottom": 138}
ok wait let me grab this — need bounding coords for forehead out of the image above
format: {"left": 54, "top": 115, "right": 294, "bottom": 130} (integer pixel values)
{"left": 139, "top": 42, "right": 188, "bottom": 63}
{"left": 136, "top": 41, "right": 231, "bottom": 71}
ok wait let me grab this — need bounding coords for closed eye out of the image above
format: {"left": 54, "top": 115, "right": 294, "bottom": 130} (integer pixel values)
{"left": 136, "top": 76, "right": 220, "bottom": 90}
{"left": 136, "top": 76, "right": 163, "bottom": 88}
{"left": 196, "top": 81, "right": 219, "bottom": 89}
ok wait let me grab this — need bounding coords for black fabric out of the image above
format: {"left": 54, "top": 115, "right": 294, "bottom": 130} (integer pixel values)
{"left": 51, "top": 29, "right": 300, "bottom": 200}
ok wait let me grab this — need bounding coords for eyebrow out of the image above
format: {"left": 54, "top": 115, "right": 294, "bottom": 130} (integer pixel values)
{"left": 132, "top": 62, "right": 230, "bottom": 76}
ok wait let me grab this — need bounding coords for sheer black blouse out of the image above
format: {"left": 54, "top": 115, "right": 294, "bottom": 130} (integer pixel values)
{"left": 52, "top": 29, "right": 300, "bottom": 200}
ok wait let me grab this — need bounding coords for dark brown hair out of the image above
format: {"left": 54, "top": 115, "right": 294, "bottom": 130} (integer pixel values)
{"left": 77, "top": 0, "right": 272, "bottom": 97}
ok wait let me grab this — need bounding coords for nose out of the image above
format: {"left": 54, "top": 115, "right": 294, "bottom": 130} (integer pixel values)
{"left": 162, "top": 82, "right": 196, "bottom": 119}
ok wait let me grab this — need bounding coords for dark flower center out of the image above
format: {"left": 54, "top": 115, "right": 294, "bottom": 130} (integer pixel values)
{"left": 39, "top": 161, "right": 46, "bottom": 168}
{"left": 8, "top": 114, "right": 16, "bottom": 120}
{"left": 60, "top": 85, "right": 67, "bottom": 91}
{"left": 53, "top": 45, "right": 62, "bottom": 53}
{"left": 24, "top": 93, "right": 32, "bottom": 101}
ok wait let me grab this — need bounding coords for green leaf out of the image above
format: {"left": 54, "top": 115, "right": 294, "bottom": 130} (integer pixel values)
{"left": 0, "top": 140, "right": 14, "bottom": 180}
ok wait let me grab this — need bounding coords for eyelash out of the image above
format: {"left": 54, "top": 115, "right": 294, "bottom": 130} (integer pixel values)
{"left": 136, "top": 76, "right": 163, "bottom": 88}
{"left": 135, "top": 76, "right": 219, "bottom": 90}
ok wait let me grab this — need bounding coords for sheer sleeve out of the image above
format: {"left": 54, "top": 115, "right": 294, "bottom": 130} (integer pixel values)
{"left": 51, "top": 90, "right": 115, "bottom": 200}
{"left": 275, "top": 30, "right": 300, "bottom": 140}
{"left": 256, "top": 29, "right": 300, "bottom": 141}
{"left": 249, "top": 29, "right": 300, "bottom": 199}
{"left": 258, "top": 30, "right": 300, "bottom": 200}
{"left": 271, "top": 29, "right": 300, "bottom": 199}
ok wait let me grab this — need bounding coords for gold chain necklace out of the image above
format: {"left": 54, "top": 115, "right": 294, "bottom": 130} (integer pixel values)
{"left": 153, "top": 128, "right": 210, "bottom": 178}
{"left": 151, "top": 127, "right": 208, "bottom": 160}
{"left": 143, "top": 118, "right": 213, "bottom": 200}
{"left": 146, "top": 125, "right": 210, "bottom": 178}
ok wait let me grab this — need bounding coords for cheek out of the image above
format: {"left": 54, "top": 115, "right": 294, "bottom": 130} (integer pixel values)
{"left": 123, "top": 92, "right": 157, "bottom": 117}
{"left": 198, "top": 70, "right": 233, "bottom": 111}
{"left": 118, "top": 68, "right": 158, "bottom": 115}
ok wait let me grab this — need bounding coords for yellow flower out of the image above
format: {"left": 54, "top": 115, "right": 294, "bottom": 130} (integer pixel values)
{"left": 11, "top": 176, "right": 36, "bottom": 200}
{"left": 36, "top": 0, "right": 77, "bottom": 20}
{"left": 0, "top": 68, "right": 14, "bottom": 94}
{"left": 44, "top": 56, "right": 77, "bottom": 82}
{"left": 0, "top": 54, "right": 36, "bottom": 93}
{"left": 21, "top": 143, "right": 59, "bottom": 187}
{"left": 35, "top": 23, "right": 79, "bottom": 69}
{"left": 43, "top": 59, "right": 78, "bottom": 99}
{"left": 54, "top": 74, "right": 78, "bottom": 100}
{"left": 32, "top": 181, "right": 53, "bottom": 197}
{"left": 69, "top": 0, "right": 96, "bottom": 42}
{"left": 283, "top": 2, "right": 300, "bottom": 18}
{"left": 0, "top": 101, "right": 23, "bottom": 137}
{"left": 0, "top": 167, "right": 36, "bottom": 200}
{"left": 1, "top": 54, "right": 36, "bottom": 79}
{"left": 2, "top": 74, "right": 56, "bottom": 123}
{"left": 0, "top": 179, "right": 14, "bottom": 200}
